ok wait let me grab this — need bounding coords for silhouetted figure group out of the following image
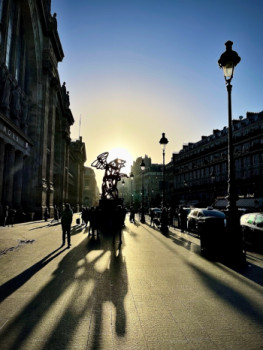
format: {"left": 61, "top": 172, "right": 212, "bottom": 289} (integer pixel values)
{"left": 2, "top": 205, "right": 16, "bottom": 227}
{"left": 80, "top": 204, "right": 126, "bottom": 244}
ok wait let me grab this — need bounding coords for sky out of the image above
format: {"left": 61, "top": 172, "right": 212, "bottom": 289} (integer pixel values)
{"left": 51, "top": 0, "right": 263, "bottom": 187}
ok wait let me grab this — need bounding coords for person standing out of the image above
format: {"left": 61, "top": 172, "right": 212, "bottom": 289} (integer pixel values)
{"left": 44, "top": 207, "right": 49, "bottom": 222}
{"left": 8, "top": 208, "right": 16, "bottom": 227}
{"left": 61, "top": 203, "right": 73, "bottom": 248}
{"left": 3, "top": 206, "right": 9, "bottom": 227}
{"left": 113, "top": 205, "right": 124, "bottom": 244}
{"left": 129, "top": 206, "right": 135, "bottom": 223}
{"left": 149, "top": 209, "right": 155, "bottom": 227}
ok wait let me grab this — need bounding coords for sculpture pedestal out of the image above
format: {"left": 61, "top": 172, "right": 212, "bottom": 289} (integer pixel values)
{"left": 99, "top": 198, "right": 124, "bottom": 234}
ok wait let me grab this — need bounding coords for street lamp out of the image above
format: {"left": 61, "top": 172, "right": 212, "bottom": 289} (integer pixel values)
{"left": 130, "top": 172, "right": 134, "bottom": 206}
{"left": 140, "top": 158, "right": 145, "bottom": 223}
{"left": 218, "top": 40, "right": 245, "bottom": 265}
{"left": 159, "top": 132, "right": 169, "bottom": 207}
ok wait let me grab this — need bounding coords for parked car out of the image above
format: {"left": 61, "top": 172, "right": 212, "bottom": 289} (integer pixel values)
{"left": 187, "top": 208, "right": 226, "bottom": 234}
{"left": 240, "top": 212, "right": 263, "bottom": 251}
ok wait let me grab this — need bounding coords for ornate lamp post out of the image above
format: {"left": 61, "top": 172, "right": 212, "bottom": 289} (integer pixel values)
{"left": 218, "top": 41, "right": 245, "bottom": 264}
{"left": 140, "top": 158, "right": 145, "bottom": 223}
{"left": 159, "top": 133, "right": 169, "bottom": 207}
{"left": 130, "top": 172, "right": 134, "bottom": 207}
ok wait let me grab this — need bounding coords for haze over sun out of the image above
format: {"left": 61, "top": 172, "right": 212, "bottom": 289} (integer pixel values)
{"left": 52, "top": 0, "right": 263, "bottom": 187}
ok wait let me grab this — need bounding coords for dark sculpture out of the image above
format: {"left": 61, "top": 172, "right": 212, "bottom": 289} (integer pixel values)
{"left": 92, "top": 152, "right": 128, "bottom": 200}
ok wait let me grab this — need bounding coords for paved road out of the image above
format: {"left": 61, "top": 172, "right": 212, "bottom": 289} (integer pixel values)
{"left": 0, "top": 215, "right": 263, "bottom": 350}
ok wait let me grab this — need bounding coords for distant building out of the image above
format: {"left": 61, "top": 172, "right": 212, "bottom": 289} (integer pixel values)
{"left": 68, "top": 137, "right": 86, "bottom": 212}
{"left": 167, "top": 111, "right": 263, "bottom": 210}
{"left": 83, "top": 167, "right": 100, "bottom": 207}
{"left": 130, "top": 155, "right": 163, "bottom": 210}
{"left": 0, "top": 0, "right": 84, "bottom": 220}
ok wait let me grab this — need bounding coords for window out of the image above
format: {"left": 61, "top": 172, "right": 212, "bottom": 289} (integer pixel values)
{"left": 15, "top": 8, "right": 25, "bottom": 82}
{"left": 0, "top": 0, "right": 3, "bottom": 22}
{"left": 5, "top": 1, "right": 15, "bottom": 69}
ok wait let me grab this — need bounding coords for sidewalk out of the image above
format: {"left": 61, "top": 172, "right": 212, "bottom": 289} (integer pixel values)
{"left": 0, "top": 215, "right": 263, "bottom": 349}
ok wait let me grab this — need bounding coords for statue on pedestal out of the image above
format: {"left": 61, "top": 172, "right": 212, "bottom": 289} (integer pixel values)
{"left": 92, "top": 152, "right": 128, "bottom": 200}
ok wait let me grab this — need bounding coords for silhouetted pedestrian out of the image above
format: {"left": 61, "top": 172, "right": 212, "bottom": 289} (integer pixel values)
{"left": 8, "top": 208, "right": 16, "bottom": 227}
{"left": 3, "top": 206, "right": 9, "bottom": 227}
{"left": 61, "top": 203, "right": 73, "bottom": 248}
{"left": 44, "top": 207, "right": 49, "bottom": 222}
{"left": 150, "top": 209, "right": 155, "bottom": 227}
{"left": 114, "top": 205, "right": 124, "bottom": 244}
{"left": 179, "top": 206, "right": 187, "bottom": 233}
{"left": 129, "top": 207, "right": 135, "bottom": 223}
{"left": 82, "top": 207, "right": 90, "bottom": 227}
{"left": 89, "top": 206, "right": 100, "bottom": 237}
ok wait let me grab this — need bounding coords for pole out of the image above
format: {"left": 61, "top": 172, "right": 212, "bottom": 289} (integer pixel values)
{"left": 226, "top": 82, "right": 245, "bottom": 265}
{"left": 226, "top": 83, "right": 236, "bottom": 212}
{"left": 162, "top": 148, "right": 165, "bottom": 207}
{"left": 141, "top": 171, "right": 145, "bottom": 223}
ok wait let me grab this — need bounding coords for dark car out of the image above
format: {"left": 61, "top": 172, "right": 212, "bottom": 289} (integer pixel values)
{"left": 240, "top": 212, "right": 263, "bottom": 251}
{"left": 187, "top": 208, "right": 226, "bottom": 234}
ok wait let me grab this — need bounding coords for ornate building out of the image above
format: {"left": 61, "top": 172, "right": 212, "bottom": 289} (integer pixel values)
{"left": 167, "top": 111, "right": 263, "bottom": 209}
{"left": 83, "top": 167, "right": 100, "bottom": 207}
{"left": 68, "top": 137, "right": 86, "bottom": 212}
{"left": 0, "top": 0, "right": 85, "bottom": 220}
{"left": 130, "top": 156, "right": 163, "bottom": 210}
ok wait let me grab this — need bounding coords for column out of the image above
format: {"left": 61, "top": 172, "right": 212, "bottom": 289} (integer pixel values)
{"left": 3, "top": 145, "right": 15, "bottom": 205}
{"left": 13, "top": 151, "right": 24, "bottom": 208}
{"left": 0, "top": 138, "right": 5, "bottom": 202}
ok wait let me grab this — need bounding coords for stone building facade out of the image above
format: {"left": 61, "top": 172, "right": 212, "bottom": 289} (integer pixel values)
{"left": 83, "top": 167, "right": 100, "bottom": 208}
{"left": 167, "top": 111, "right": 263, "bottom": 209}
{"left": 130, "top": 156, "right": 163, "bottom": 210}
{"left": 0, "top": 0, "right": 84, "bottom": 220}
{"left": 68, "top": 137, "right": 86, "bottom": 212}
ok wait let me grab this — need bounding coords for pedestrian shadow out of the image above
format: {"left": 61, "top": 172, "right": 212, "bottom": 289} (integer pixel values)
{"left": 0, "top": 246, "right": 67, "bottom": 302}
{"left": 0, "top": 233, "right": 128, "bottom": 350}
{"left": 29, "top": 224, "right": 50, "bottom": 230}
{"left": 169, "top": 231, "right": 201, "bottom": 254}
{"left": 70, "top": 224, "right": 86, "bottom": 235}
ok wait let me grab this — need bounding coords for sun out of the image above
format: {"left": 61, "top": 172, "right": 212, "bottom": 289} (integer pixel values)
{"left": 108, "top": 147, "right": 134, "bottom": 175}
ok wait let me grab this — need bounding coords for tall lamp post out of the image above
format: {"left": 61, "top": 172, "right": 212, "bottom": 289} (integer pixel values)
{"left": 140, "top": 158, "right": 145, "bottom": 223}
{"left": 218, "top": 40, "right": 245, "bottom": 264}
{"left": 130, "top": 172, "right": 134, "bottom": 207}
{"left": 159, "top": 133, "right": 169, "bottom": 207}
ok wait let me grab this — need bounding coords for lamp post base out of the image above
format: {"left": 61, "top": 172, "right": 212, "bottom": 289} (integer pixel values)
{"left": 222, "top": 213, "right": 246, "bottom": 267}
{"left": 140, "top": 214, "right": 145, "bottom": 224}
